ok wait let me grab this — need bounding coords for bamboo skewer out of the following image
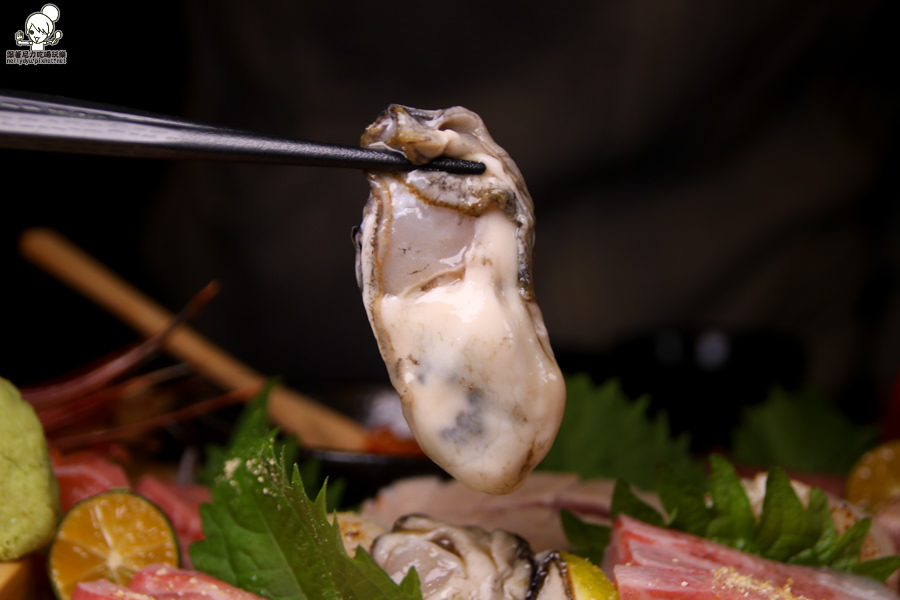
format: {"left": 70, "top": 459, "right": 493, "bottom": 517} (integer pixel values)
{"left": 18, "top": 227, "right": 368, "bottom": 451}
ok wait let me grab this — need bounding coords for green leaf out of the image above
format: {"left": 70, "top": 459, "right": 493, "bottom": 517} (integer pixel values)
{"left": 295, "top": 458, "right": 345, "bottom": 514}
{"left": 807, "top": 487, "right": 837, "bottom": 553}
{"left": 559, "top": 509, "right": 610, "bottom": 566}
{"left": 731, "top": 387, "right": 879, "bottom": 474}
{"left": 611, "top": 479, "right": 666, "bottom": 527}
{"left": 824, "top": 518, "right": 872, "bottom": 570}
{"left": 196, "top": 382, "right": 343, "bottom": 511}
{"left": 851, "top": 556, "right": 900, "bottom": 583}
{"left": 753, "top": 467, "right": 817, "bottom": 562}
{"left": 198, "top": 381, "right": 280, "bottom": 487}
{"left": 198, "top": 443, "right": 228, "bottom": 488}
{"left": 705, "top": 454, "right": 757, "bottom": 551}
{"left": 190, "top": 394, "right": 421, "bottom": 600}
{"left": 655, "top": 462, "right": 712, "bottom": 536}
{"left": 538, "top": 375, "right": 701, "bottom": 490}
{"left": 795, "top": 487, "right": 837, "bottom": 566}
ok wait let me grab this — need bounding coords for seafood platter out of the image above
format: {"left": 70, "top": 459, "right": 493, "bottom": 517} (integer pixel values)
{"left": 3, "top": 102, "right": 900, "bottom": 600}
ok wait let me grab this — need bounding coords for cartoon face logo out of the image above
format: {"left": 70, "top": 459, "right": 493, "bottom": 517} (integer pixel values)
{"left": 15, "top": 4, "right": 62, "bottom": 51}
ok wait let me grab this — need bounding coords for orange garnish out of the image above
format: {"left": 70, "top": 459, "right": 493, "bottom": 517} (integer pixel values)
{"left": 363, "top": 425, "right": 425, "bottom": 456}
{"left": 48, "top": 490, "right": 179, "bottom": 600}
{"left": 845, "top": 440, "right": 900, "bottom": 510}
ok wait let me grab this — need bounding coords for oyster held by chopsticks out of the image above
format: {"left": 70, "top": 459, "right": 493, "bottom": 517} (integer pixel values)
{"left": 354, "top": 105, "right": 566, "bottom": 494}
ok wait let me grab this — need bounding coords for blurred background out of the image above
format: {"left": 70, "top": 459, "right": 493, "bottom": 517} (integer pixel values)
{"left": 1, "top": 0, "right": 897, "bottom": 451}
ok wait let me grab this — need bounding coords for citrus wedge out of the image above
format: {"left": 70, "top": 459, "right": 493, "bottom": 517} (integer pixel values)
{"left": 561, "top": 552, "right": 619, "bottom": 600}
{"left": 48, "top": 490, "right": 180, "bottom": 600}
{"left": 846, "top": 439, "right": 900, "bottom": 511}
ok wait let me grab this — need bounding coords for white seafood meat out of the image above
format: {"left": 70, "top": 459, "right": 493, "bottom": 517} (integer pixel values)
{"left": 370, "top": 515, "right": 536, "bottom": 600}
{"left": 354, "top": 105, "right": 566, "bottom": 494}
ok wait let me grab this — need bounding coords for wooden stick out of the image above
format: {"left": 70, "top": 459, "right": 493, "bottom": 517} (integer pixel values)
{"left": 18, "top": 227, "right": 368, "bottom": 451}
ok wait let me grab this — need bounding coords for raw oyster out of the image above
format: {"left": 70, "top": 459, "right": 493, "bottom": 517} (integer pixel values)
{"left": 354, "top": 105, "right": 566, "bottom": 494}
{"left": 370, "top": 514, "right": 536, "bottom": 600}
{"left": 370, "top": 515, "right": 570, "bottom": 600}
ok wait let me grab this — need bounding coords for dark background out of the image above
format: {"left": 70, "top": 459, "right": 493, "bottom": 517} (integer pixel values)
{"left": 1, "top": 1, "right": 898, "bottom": 451}
{"left": 0, "top": 1, "right": 188, "bottom": 382}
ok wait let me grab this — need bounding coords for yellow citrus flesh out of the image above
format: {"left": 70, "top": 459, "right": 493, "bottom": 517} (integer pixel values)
{"left": 846, "top": 440, "right": 900, "bottom": 511}
{"left": 48, "top": 490, "right": 179, "bottom": 600}
{"left": 561, "top": 552, "right": 619, "bottom": 600}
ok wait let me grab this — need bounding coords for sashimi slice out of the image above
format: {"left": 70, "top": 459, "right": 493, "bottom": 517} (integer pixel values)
{"left": 51, "top": 450, "right": 130, "bottom": 512}
{"left": 135, "top": 474, "right": 210, "bottom": 566}
{"left": 72, "top": 579, "right": 154, "bottom": 600}
{"left": 129, "top": 564, "right": 265, "bottom": 599}
{"left": 609, "top": 516, "right": 898, "bottom": 600}
{"left": 617, "top": 564, "right": 822, "bottom": 600}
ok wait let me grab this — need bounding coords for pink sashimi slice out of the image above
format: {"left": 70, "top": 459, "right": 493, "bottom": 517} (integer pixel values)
{"left": 135, "top": 474, "right": 210, "bottom": 568}
{"left": 72, "top": 579, "right": 155, "bottom": 600}
{"left": 609, "top": 515, "right": 898, "bottom": 600}
{"left": 129, "top": 565, "right": 266, "bottom": 599}
{"left": 51, "top": 450, "right": 131, "bottom": 512}
{"left": 616, "top": 564, "right": 833, "bottom": 600}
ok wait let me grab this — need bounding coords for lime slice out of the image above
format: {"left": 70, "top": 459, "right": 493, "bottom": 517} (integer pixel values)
{"left": 561, "top": 552, "right": 619, "bottom": 600}
{"left": 48, "top": 490, "right": 179, "bottom": 600}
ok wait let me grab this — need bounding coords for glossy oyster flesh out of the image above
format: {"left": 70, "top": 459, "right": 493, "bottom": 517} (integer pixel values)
{"left": 354, "top": 105, "right": 566, "bottom": 494}
{"left": 370, "top": 514, "right": 570, "bottom": 600}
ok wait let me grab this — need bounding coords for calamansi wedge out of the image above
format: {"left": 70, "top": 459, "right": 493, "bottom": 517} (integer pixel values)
{"left": 48, "top": 490, "right": 180, "bottom": 600}
{"left": 561, "top": 552, "right": 619, "bottom": 600}
{"left": 846, "top": 439, "right": 900, "bottom": 511}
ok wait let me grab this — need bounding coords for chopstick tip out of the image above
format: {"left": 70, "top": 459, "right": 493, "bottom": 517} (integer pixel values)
{"left": 424, "top": 157, "right": 486, "bottom": 175}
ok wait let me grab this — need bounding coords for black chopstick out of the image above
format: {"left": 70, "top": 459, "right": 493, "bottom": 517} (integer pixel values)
{"left": 0, "top": 90, "right": 486, "bottom": 175}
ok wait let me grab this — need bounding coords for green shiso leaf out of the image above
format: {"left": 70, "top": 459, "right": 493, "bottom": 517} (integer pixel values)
{"left": 538, "top": 374, "right": 701, "bottom": 490}
{"left": 803, "top": 487, "right": 839, "bottom": 566}
{"left": 198, "top": 379, "right": 284, "bottom": 487}
{"left": 611, "top": 478, "right": 666, "bottom": 527}
{"left": 560, "top": 509, "right": 609, "bottom": 567}
{"left": 731, "top": 386, "right": 878, "bottom": 474}
{"left": 752, "top": 466, "right": 816, "bottom": 562}
{"left": 704, "top": 454, "right": 757, "bottom": 552}
{"left": 850, "top": 556, "right": 900, "bottom": 582}
{"left": 656, "top": 461, "right": 712, "bottom": 536}
{"left": 190, "top": 388, "right": 421, "bottom": 600}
